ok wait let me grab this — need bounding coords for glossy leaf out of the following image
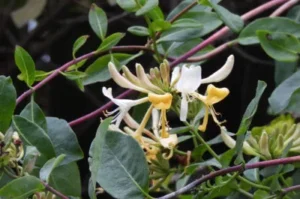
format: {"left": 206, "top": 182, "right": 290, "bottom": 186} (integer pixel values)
{"left": 40, "top": 154, "right": 66, "bottom": 183}
{"left": 72, "top": 35, "right": 89, "bottom": 58}
{"left": 269, "top": 70, "right": 300, "bottom": 114}
{"left": 116, "top": 0, "right": 138, "bottom": 12}
{"left": 172, "top": 18, "right": 203, "bottom": 28}
{"left": 14, "top": 46, "right": 35, "bottom": 86}
{"left": 88, "top": 4, "right": 107, "bottom": 40}
{"left": 136, "top": 0, "right": 158, "bottom": 16}
{"left": 128, "top": 26, "right": 149, "bottom": 36}
{"left": 253, "top": 190, "right": 270, "bottom": 199}
{"left": 46, "top": 117, "right": 84, "bottom": 165}
{"left": 0, "top": 76, "right": 16, "bottom": 133}
{"left": 20, "top": 100, "right": 47, "bottom": 132}
{"left": 67, "top": 60, "right": 87, "bottom": 72}
{"left": 89, "top": 118, "right": 112, "bottom": 199}
{"left": 150, "top": 20, "right": 171, "bottom": 32}
{"left": 147, "top": 6, "right": 164, "bottom": 21}
{"left": 13, "top": 116, "right": 56, "bottom": 159}
{"left": 287, "top": 5, "right": 300, "bottom": 23}
{"left": 34, "top": 70, "right": 52, "bottom": 82}
{"left": 83, "top": 53, "right": 141, "bottom": 85}
{"left": 239, "top": 17, "right": 300, "bottom": 45}
{"left": 0, "top": 176, "right": 44, "bottom": 199}
{"left": 257, "top": 30, "right": 300, "bottom": 62}
{"left": 243, "top": 157, "right": 260, "bottom": 182}
{"left": 158, "top": 28, "right": 202, "bottom": 43}
{"left": 95, "top": 130, "right": 149, "bottom": 199}
{"left": 209, "top": 0, "right": 243, "bottom": 33}
{"left": 98, "top": 32, "right": 125, "bottom": 51}
{"left": 274, "top": 61, "right": 298, "bottom": 86}
{"left": 60, "top": 71, "right": 87, "bottom": 80}
{"left": 48, "top": 162, "right": 81, "bottom": 197}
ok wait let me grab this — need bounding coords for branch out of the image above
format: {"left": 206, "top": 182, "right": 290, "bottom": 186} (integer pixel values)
{"left": 68, "top": 0, "right": 288, "bottom": 127}
{"left": 157, "top": 156, "right": 300, "bottom": 199}
{"left": 282, "top": 184, "right": 300, "bottom": 195}
{"left": 41, "top": 181, "right": 69, "bottom": 199}
{"left": 270, "top": 0, "right": 299, "bottom": 17}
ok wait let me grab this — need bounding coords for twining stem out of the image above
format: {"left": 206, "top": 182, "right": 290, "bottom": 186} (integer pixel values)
{"left": 68, "top": 0, "right": 289, "bottom": 127}
{"left": 157, "top": 156, "right": 300, "bottom": 199}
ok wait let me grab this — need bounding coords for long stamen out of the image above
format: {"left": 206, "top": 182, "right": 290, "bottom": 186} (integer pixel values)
{"left": 135, "top": 105, "right": 154, "bottom": 137}
{"left": 199, "top": 106, "right": 209, "bottom": 132}
{"left": 161, "top": 109, "right": 169, "bottom": 138}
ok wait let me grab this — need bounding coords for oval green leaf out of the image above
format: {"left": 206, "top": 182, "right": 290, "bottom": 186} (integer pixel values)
{"left": 72, "top": 35, "right": 89, "bottom": 58}
{"left": 116, "top": 0, "right": 138, "bottom": 12}
{"left": 0, "top": 76, "right": 16, "bottom": 133}
{"left": 136, "top": 0, "right": 158, "bottom": 16}
{"left": 88, "top": 4, "right": 107, "bottom": 40}
{"left": 128, "top": 26, "right": 149, "bottom": 36}
{"left": 40, "top": 154, "right": 66, "bottom": 183}
{"left": 14, "top": 46, "right": 36, "bottom": 86}
{"left": 98, "top": 32, "right": 125, "bottom": 51}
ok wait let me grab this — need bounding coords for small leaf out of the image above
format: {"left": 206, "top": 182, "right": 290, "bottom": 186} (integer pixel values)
{"left": 274, "top": 61, "right": 298, "bottom": 86}
{"left": 34, "top": 70, "right": 52, "bottom": 82}
{"left": 116, "top": 0, "right": 138, "bottom": 12}
{"left": 23, "top": 146, "right": 40, "bottom": 174}
{"left": 83, "top": 53, "right": 142, "bottom": 85}
{"left": 89, "top": 4, "right": 107, "bottom": 40}
{"left": 253, "top": 190, "right": 270, "bottom": 199}
{"left": 243, "top": 157, "right": 260, "bottom": 182}
{"left": 136, "top": 0, "right": 159, "bottom": 16}
{"left": 172, "top": 18, "right": 203, "bottom": 28}
{"left": 48, "top": 162, "right": 81, "bottom": 197}
{"left": 269, "top": 70, "right": 300, "bottom": 114}
{"left": 169, "top": 126, "right": 190, "bottom": 134}
{"left": 60, "top": 71, "right": 87, "bottom": 80}
{"left": 287, "top": 5, "right": 300, "bottom": 23}
{"left": 20, "top": 99, "right": 47, "bottom": 132}
{"left": 0, "top": 76, "right": 16, "bottom": 133}
{"left": 219, "top": 149, "right": 235, "bottom": 167}
{"left": 239, "top": 17, "right": 300, "bottom": 45}
{"left": 209, "top": 0, "right": 243, "bottom": 33}
{"left": 257, "top": 30, "right": 300, "bottom": 62}
{"left": 150, "top": 20, "right": 171, "bottom": 32}
{"left": 95, "top": 130, "right": 149, "bottom": 199}
{"left": 13, "top": 116, "right": 56, "bottom": 159}
{"left": 14, "top": 46, "right": 35, "bottom": 86}
{"left": 40, "top": 154, "right": 66, "bottom": 183}
{"left": 46, "top": 117, "right": 84, "bottom": 165}
{"left": 158, "top": 28, "right": 202, "bottom": 43}
{"left": 128, "top": 26, "right": 149, "bottom": 36}
{"left": 147, "top": 6, "right": 164, "bottom": 21}
{"left": 72, "top": 35, "right": 89, "bottom": 58}
{"left": 67, "top": 60, "right": 87, "bottom": 72}
{"left": 98, "top": 32, "right": 125, "bottom": 51}
{"left": 0, "top": 176, "right": 44, "bottom": 199}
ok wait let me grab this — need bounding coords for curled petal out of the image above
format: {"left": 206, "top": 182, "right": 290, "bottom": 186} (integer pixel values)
{"left": 108, "top": 62, "right": 149, "bottom": 93}
{"left": 176, "top": 65, "right": 202, "bottom": 93}
{"left": 159, "top": 134, "right": 178, "bottom": 149}
{"left": 202, "top": 55, "right": 234, "bottom": 84}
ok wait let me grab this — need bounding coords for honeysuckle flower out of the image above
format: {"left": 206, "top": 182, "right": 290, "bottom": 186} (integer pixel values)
{"left": 173, "top": 55, "right": 234, "bottom": 122}
{"left": 102, "top": 87, "right": 148, "bottom": 127}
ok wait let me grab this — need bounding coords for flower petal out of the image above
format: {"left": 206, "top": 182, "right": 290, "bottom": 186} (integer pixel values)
{"left": 205, "top": 84, "right": 229, "bottom": 105}
{"left": 159, "top": 134, "right": 178, "bottom": 149}
{"left": 176, "top": 65, "right": 202, "bottom": 93}
{"left": 108, "top": 62, "right": 149, "bottom": 93}
{"left": 179, "top": 93, "right": 188, "bottom": 121}
{"left": 170, "top": 67, "right": 180, "bottom": 87}
{"left": 202, "top": 55, "right": 234, "bottom": 84}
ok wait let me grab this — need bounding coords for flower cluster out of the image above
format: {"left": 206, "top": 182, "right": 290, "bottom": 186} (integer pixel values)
{"left": 102, "top": 55, "right": 234, "bottom": 161}
{"left": 221, "top": 115, "right": 300, "bottom": 160}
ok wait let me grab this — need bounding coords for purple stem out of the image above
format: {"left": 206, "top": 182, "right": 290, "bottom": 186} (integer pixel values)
{"left": 157, "top": 156, "right": 300, "bottom": 199}
{"left": 69, "top": 0, "right": 288, "bottom": 127}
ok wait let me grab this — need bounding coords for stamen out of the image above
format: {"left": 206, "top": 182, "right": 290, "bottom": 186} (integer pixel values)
{"left": 162, "top": 148, "right": 174, "bottom": 160}
{"left": 161, "top": 109, "right": 169, "bottom": 138}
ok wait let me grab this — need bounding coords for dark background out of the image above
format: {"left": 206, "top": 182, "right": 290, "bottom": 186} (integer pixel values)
{"left": 0, "top": 0, "right": 281, "bottom": 198}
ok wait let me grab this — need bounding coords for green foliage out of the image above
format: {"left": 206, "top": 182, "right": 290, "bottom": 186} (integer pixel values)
{"left": 98, "top": 32, "right": 125, "bottom": 51}
{"left": 0, "top": 76, "right": 16, "bottom": 133}
{"left": 72, "top": 35, "right": 89, "bottom": 58}
{"left": 136, "top": 0, "right": 158, "bottom": 16}
{"left": 128, "top": 26, "right": 150, "bottom": 36}
{"left": 39, "top": 154, "right": 66, "bottom": 183}
{"left": 88, "top": 4, "right": 107, "bottom": 40}
{"left": 14, "top": 46, "right": 36, "bottom": 87}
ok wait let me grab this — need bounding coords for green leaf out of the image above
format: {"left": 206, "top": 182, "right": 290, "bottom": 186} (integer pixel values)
{"left": 116, "top": 0, "right": 138, "bottom": 12}
{"left": 238, "top": 17, "right": 300, "bottom": 45}
{"left": 13, "top": 116, "right": 56, "bottom": 159}
{"left": 48, "top": 162, "right": 81, "bottom": 197}
{"left": 72, "top": 35, "right": 89, "bottom": 58}
{"left": 243, "top": 157, "right": 260, "bottom": 182}
{"left": 158, "top": 28, "right": 203, "bottom": 43}
{"left": 20, "top": 100, "right": 47, "bottom": 132}
{"left": 128, "top": 26, "right": 149, "bottom": 36}
{"left": 83, "top": 53, "right": 141, "bottom": 85}
{"left": 0, "top": 176, "right": 44, "bottom": 199}
{"left": 136, "top": 0, "right": 158, "bottom": 16}
{"left": 0, "top": 76, "right": 16, "bottom": 133}
{"left": 46, "top": 117, "right": 83, "bottom": 165}
{"left": 98, "top": 32, "right": 125, "bottom": 51}
{"left": 287, "top": 5, "right": 300, "bottom": 23}
{"left": 95, "top": 130, "right": 149, "bottom": 199}
{"left": 209, "top": 0, "right": 243, "bottom": 33}
{"left": 149, "top": 20, "right": 171, "bottom": 32}
{"left": 169, "top": 126, "right": 190, "bottom": 134}
{"left": 172, "top": 18, "right": 203, "bottom": 28}
{"left": 23, "top": 146, "right": 40, "bottom": 174}
{"left": 269, "top": 70, "right": 300, "bottom": 114}
{"left": 67, "top": 60, "right": 87, "bottom": 72}
{"left": 186, "top": 158, "right": 222, "bottom": 174}
{"left": 219, "top": 149, "right": 235, "bottom": 167}
{"left": 253, "top": 190, "right": 270, "bottom": 199}
{"left": 40, "top": 154, "right": 66, "bottom": 183}
{"left": 14, "top": 46, "right": 35, "bottom": 87}
{"left": 274, "top": 61, "right": 298, "bottom": 86}
{"left": 146, "top": 6, "right": 164, "bottom": 21}
{"left": 88, "top": 4, "right": 107, "bottom": 40}
{"left": 235, "top": 81, "right": 267, "bottom": 164}
{"left": 89, "top": 118, "right": 112, "bottom": 199}
{"left": 34, "top": 70, "right": 52, "bottom": 82}
{"left": 285, "top": 88, "right": 300, "bottom": 116}
{"left": 60, "top": 71, "right": 87, "bottom": 80}
{"left": 257, "top": 30, "right": 300, "bottom": 62}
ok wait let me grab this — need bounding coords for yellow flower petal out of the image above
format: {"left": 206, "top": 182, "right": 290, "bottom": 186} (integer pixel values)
{"left": 205, "top": 84, "right": 229, "bottom": 106}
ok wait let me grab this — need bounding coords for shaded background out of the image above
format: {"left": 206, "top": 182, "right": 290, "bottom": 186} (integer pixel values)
{"left": 0, "top": 0, "right": 281, "bottom": 198}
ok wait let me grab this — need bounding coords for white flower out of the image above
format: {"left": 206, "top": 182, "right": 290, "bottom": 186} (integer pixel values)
{"left": 172, "top": 55, "right": 234, "bottom": 122}
{"left": 175, "top": 65, "right": 202, "bottom": 121}
{"left": 102, "top": 87, "right": 148, "bottom": 127}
